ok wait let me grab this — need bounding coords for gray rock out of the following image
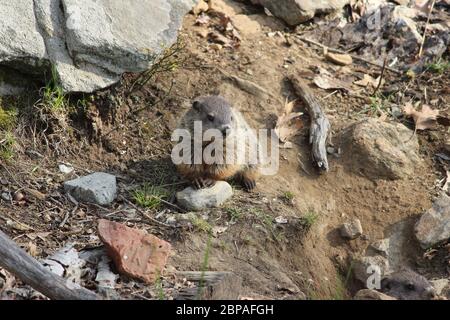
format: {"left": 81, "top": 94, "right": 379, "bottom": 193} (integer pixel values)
{"left": 176, "top": 181, "right": 233, "bottom": 211}
{"left": 1, "top": 192, "right": 12, "bottom": 201}
{"left": 64, "top": 172, "right": 117, "bottom": 205}
{"left": 430, "top": 279, "right": 449, "bottom": 296}
{"left": 250, "top": 0, "right": 350, "bottom": 25}
{"left": 0, "top": 0, "right": 194, "bottom": 93}
{"left": 353, "top": 255, "right": 390, "bottom": 284}
{"left": 415, "top": 193, "right": 450, "bottom": 248}
{"left": 0, "top": 2, "right": 47, "bottom": 74}
{"left": 370, "top": 238, "right": 390, "bottom": 257}
{"left": 343, "top": 118, "right": 421, "bottom": 180}
{"left": 340, "top": 218, "right": 363, "bottom": 239}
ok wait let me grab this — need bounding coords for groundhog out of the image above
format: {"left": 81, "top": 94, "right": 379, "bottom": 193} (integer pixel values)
{"left": 381, "top": 269, "right": 437, "bottom": 300}
{"left": 175, "top": 95, "right": 260, "bottom": 191}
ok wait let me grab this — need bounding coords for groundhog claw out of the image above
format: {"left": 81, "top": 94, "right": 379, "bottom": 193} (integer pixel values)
{"left": 243, "top": 179, "right": 256, "bottom": 191}
{"left": 192, "top": 178, "right": 216, "bottom": 189}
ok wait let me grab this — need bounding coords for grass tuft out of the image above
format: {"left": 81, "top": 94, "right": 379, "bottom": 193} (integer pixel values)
{"left": 0, "top": 131, "right": 16, "bottom": 161}
{"left": 132, "top": 184, "right": 170, "bottom": 210}
{"left": 427, "top": 58, "right": 450, "bottom": 74}
{"left": 301, "top": 210, "right": 319, "bottom": 229}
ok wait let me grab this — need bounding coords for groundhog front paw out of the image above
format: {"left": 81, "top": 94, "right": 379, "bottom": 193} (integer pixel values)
{"left": 192, "top": 178, "right": 216, "bottom": 189}
{"left": 242, "top": 178, "right": 256, "bottom": 191}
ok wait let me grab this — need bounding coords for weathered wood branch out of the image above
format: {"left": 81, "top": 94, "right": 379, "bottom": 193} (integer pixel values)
{"left": 175, "top": 271, "right": 242, "bottom": 300}
{"left": 0, "top": 229, "right": 99, "bottom": 300}
{"left": 289, "top": 75, "right": 331, "bottom": 172}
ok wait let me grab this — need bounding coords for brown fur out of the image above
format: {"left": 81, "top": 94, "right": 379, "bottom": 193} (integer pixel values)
{"left": 175, "top": 96, "right": 261, "bottom": 190}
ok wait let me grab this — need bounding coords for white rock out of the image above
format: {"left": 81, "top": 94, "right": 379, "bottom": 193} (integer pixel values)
{"left": 58, "top": 163, "right": 74, "bottom": 174}
{"left": 430, "top": 279, "right": 449, "bottom": 296}
{"left": 176, "top": 181, "right": 233, "bottom": 211}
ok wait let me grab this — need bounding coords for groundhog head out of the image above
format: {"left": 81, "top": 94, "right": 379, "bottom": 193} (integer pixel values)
{"left": 191, "top": 95, "right": 234, "bottom": 138}
{"left": 380, "top": 269, "right": 437, "bottom": 300}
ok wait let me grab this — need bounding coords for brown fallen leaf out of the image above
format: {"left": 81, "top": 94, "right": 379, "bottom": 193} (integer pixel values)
{"left": 6, "top": 219, "right": 32, "bottom": 231}
{"left": 195, "top": 12, "right": 211, "bottom": 25}
{"left": 313, "top": 67, "right": 352, "bottom": 92}
{"left": 403, "top": 103, "right": 439, "bottom": 130}
{"left": 274, "top": 99, "right": 303, "bottom": 143}
{"left": 25, "top": 188, "right": 46, "bottom": 201}
{"left": 325, "top": 52, "right": 353, "bottom": 66}
{"left": 208, "top": 31, "right": 238, "bottom": 48}
{"left": 354, "top": 74, "right": 383, "bottom": 88}
{"left": 25, "top": 241, "right": 39, "bottom": 257}
{"left": 442, "top": 171, "right": 450, "bottom": 192}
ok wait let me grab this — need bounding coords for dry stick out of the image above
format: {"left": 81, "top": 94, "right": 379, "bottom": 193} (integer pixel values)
{"left": 59, "top": 204, "right": 78, "bottom": 228}
{"left": 372, "top": 56, "right": 388, "bottom": 96}
{"left": 0, "top": 229, "right": 99, "bottom": 300}
{"left": 418, "top": 0, "right": 436, "bottom": 57}
{"left": 119, "top": 196, "right": 178, "bottom": 227}
{"left": 288, "top": 76, "right": 330, "bottom": 172}
{"left": 297, "top": 36, "right": 402, "bottom": 75}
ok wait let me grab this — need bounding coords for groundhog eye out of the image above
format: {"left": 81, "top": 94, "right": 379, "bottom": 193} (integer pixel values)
{"left": 207, "top": 114, "right": 215, "bottom": 122}
{"left": 406, "top": 283, "right": 415, "bottom": 291}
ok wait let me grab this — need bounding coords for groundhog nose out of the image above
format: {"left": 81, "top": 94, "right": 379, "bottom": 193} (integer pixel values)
{"left": 221, "top": 125, "right": 231, "bottom": 136}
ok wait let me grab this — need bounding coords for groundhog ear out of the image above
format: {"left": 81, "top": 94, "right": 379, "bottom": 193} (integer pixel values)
{"left": 193, "top": 101, "right": 202, "bottom": 111}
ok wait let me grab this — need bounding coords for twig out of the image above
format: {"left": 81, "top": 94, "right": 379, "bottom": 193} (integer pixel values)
{"left": 372, "top": 56, "right": 388, "bottom": 96}
{"left": 60, "top": 205, "right": 78, "bottom": 228}
{"left": 297, "top": 36, "right": 402, "bottom": 74}
{"left": 119, "top": 196, "right": 176, "bottom": 228}
{"left": 418, "top": 0, "right": 436, "bottom": 57}
{"left": 320, "top": 90, "right": 338, "bottom": 101}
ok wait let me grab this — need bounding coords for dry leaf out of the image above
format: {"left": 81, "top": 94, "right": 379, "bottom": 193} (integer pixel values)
{"left": 325, "top": 52, "right": 353, "bottom": 66}
{"left": 212, "top": 226, "right": 228, "bottom": 237}
{"left": 403, "top": 103, "right": 439, "bottom": 130}
{"left": 314, "top": 75, "right": 352, "bottom": 91}
{"left": 26, "top": 241, "right": 39, "bottom": 257}
{"left": 275, "top": 216, "right": 288, "bottom": 224}
{"left": 442, "top": 171, "right": 450, "bottom": 192}
{"left": 6, "top": 220, "right": 32, "bottom": 231}
{"left": 274, "top": 99, "right": 303, "bottom": 143}
{"left": 25, "top": 188, "right": 46, "bottom": 201}
{"left": 354, "top": 74, "right": 383, "bottom": 88}
{"left": 195, "top": 12, "right": 211, "bottom": 25}
{"left": 314, "top": 67, "right": 352, "bottom": 91}
{"left": 208, "top": 31, "right": 239, "bottom": 48}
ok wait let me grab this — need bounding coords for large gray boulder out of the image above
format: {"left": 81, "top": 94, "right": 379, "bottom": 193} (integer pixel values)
{"left": 0, "top": 2, "right": 47, "bottom": 74}
{"left": 0, "top": 0, "right": 195, "bottom": 93}
{"left": 250, "top": 0, "right": 350, "bottom": 26}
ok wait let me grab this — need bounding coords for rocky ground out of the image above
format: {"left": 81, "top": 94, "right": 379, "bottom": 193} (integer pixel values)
{"left": 0, "top": 0, "right": 449, "bottom": 300}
